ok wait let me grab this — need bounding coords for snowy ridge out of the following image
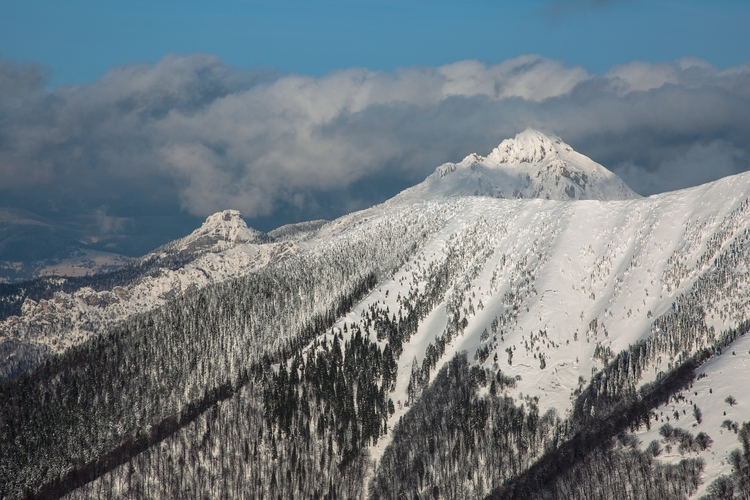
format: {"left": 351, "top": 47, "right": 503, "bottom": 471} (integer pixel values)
{"left": 0, "top": 210, "right": 297, "bottom": 360}
{"left": 0, "top": 208, "right": 376, "bottom": 364}
{"left": 0, "top": 241, "right": 300, "bottom": 356}
{"left": 4, "top": 137, "right": 750, "bottom": 497}
{"left": 152, "top": 209, "right": 269, "bottom": 256}
{"left": 391, "top": 129, "right": 639, "bottom": 203}
{"left": 268, "top": 219, "right": 329, "bottom": 242}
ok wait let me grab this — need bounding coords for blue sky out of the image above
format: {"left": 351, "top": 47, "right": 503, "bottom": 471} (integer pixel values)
{"left": 0, "top": 0, "right": 749, "bottom": 254}
{"left": 2, "top": 0, "right": 747, "bottom": 86}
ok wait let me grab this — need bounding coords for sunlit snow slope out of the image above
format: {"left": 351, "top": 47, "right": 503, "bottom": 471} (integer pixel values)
{"left": 314, "top": 169, "right": 750, "bottom": 493}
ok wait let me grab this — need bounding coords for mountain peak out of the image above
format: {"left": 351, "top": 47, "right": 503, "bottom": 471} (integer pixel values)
{"left": 154, "top": 209, "right": 269, "bottom": 256}
{"left": 485, "top": 128, "right": 563, "bottom": 165}
{"left": 392, "top": 130, "right": 640, "bottom": 203}
{"left": 200, "top": 209, "right": 248, "bottom": 236}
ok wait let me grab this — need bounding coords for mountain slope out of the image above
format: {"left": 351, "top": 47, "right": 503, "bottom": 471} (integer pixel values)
{"left": 0, "top": 131, "right": 635, "bottom": 383}
{"left": 0, "top": 204, "right": 444, "bottom": 498}
{"left": 390, "top": 128, "right": 639, "bottom": 204}
{"left": 2, "top": 133, "right": 750, "bottom": 499}
{"left": 0, "top": 210, "right": 297, "bottom": 381}
{"left": 151, "top": 209, "right": 271, "bottom": 255}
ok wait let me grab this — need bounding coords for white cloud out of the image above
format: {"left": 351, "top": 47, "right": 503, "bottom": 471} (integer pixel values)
{"left": 438, "top": 56, "right": 590, "bottom": 101}
{"left": 1, "top": 53, "right": 749, "bottom": 223}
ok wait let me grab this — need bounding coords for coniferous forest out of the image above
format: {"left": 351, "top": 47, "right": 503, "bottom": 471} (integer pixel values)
{"left": 2, "top": 190, "right": 750, "bottom": 499}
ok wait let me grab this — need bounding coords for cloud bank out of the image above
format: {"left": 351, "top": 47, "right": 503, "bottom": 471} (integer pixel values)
{"left": 1, "top": 53, "right": 749, "bottom": 229}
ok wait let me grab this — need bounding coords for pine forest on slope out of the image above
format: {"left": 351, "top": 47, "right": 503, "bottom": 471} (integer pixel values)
{"left": 1, "top": 130, "right": 750, "bottom": 499}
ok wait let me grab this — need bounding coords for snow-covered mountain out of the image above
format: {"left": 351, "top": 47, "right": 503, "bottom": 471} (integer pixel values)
{"left": 2, "top": 131, "right": 750, "bottom": 499}
{"left": 0, "top": 132, "right": 639, "bottom": 380}
{"left": 391, "top": 128, "right": 639, "bottom": 204}
{"left": 151, "top": 209, "right": 270, "bottom": 256}
{"left": 0, "top": 210, "right": 302, "bottom": 379}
